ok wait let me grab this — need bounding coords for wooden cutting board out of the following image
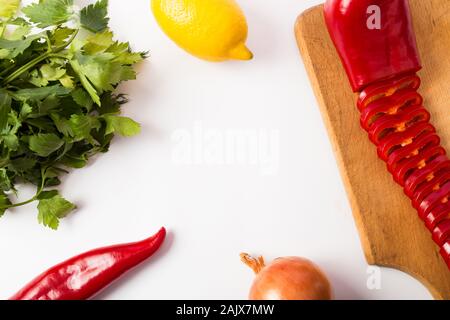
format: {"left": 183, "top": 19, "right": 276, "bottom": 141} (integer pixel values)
{"left": 295, "top": 0, "right": 450, "bottom": 299}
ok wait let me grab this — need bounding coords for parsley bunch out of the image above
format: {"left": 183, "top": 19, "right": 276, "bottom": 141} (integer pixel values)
{"left": 0, "top": 0, "right": 144, "bottom": 229}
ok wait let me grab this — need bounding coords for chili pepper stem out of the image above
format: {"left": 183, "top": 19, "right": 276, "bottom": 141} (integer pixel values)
{"left": 240, "top": 253, "right": 265, "bottom": 274}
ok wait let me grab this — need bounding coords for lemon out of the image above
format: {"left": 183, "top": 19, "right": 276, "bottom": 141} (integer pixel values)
{"left": 151, "top": 0, "right": 253, "bottom": 62}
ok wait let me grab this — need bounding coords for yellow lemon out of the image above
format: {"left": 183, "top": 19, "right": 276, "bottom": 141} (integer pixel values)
{"left": 151, "top": 0, "right": 253, "bottom": 62}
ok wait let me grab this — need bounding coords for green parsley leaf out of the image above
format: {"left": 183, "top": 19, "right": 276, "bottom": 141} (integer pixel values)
{"left": 59, "top": 75, "right": 74, "bottom": 88}
{"left": 83, "top": 30, "right": 114, "bottom": 54}
{"left": 72, "top": 52, "right": 116, "bottom": 93}
{"left": 38, "top": 95, "right": 60, "bottom": 114}
{"left": 61, "top": 153, "right": 87, "bottom": 168}
{"left": 50, "top": 27, "right": 76, "bottom": 47}
{"left": 6, "top": 25, "right": 32, "bottom": 41}
{"left": 0, "top": 33, "right": 45, "bottom": 59}
{"left": 51, "top": 113, "right": 72, "bottom": 136}
{"left": 12, "top": 85, "right": 71, "bottom": 101}
{"left": 0, "top": 0, "right": 20, "bottom": 19}
{"left": 3, "top": 134, "right": 19, "bottom": 150}
{"left": 19, "top": 102, "right": 33, "bottom": 120}
{"left": 40, "top": 64, "right": 66, "bottom": 81}
{"left": 37, "top": 191, "right": 75, "bottom": 229}
{"left": 71, "top": 88, "right": 93, "bottom": 110}
{"left": 0, "top": 0, "right": 144, "bottom": 229}
{"left": 0, "top": 168, "right": 13, "bottom": 191}
{"left": 68, "top": 114, "right": 100, "bottom": 142}
{"left": 10, "top": 157, "right": 37, "bottom": 172}
{"left": 0, "top": 191, "right": 11, "bottom": 217}
{"left": 23, "top": 0, "right": 74, "bottom": 28}
{"left": 98, "top": 93, "right": 121, "bottom": 115}
{"left": 0, "top": 89, "right": 11, "bottom": 132}
{"left": 80, "top": 0, "right": 109, "bottom": 33}
{"left": 29, "top": 133, "right": 64, "bottom": 157}
{"left": 69, "top": 58, "right": 101, "bottom": 105}
{"left": 104, "top": 115, "right": 141, "bottom": 137}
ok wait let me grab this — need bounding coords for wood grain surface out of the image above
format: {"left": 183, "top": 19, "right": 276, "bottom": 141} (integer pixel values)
{"left": 295, "top": 0, "right": 450, "bottom": 299}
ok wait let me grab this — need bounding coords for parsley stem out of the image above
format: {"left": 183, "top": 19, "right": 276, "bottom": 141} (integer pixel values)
{"left": 0, "top": 169, "right": 47, "bottom": 210}
{"left": 53, "top": 29, "right": 79, "bottom": 52}
{"left": 0, "top": 64, "right": 16, "bottom": 77}
{"left": 2, "top": 52, "right": 53, "bottom": 85}
{"left": 44, "top": 35, "right": 53, "bottom": 52}
{"left": 0, "top": 20, "right": 9, "bottom": 38}
{"left": 1, "top": 196, "right": 37, "bottom": 209}
{"left": 2, "top": 29, "right": 79, "bottom": 85}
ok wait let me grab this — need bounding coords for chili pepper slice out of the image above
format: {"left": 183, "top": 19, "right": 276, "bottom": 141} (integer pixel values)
{"left": 368, "top": 106, "right": 430, "bottom": 145}
{"left": 387, "top": 132, "right": 439, "bottom": 177}
{"left": 377, "top": 123, "right": 435, "bottom": 161}
{"left": 360, "top": 90, "right": 423, "bottom": 131}
{"left": 10, "top": 227, "right": 166, "bottom": 300}
{"left": 324, "top": 0, "right": 450, "bottom": 269}
{"left": 404, "top": 155, "right": 450, "bottom": 197}
{"left": 358, "top": 75, "right": 421, "bottom": 110}
{"left": 432, "top": 220, "right": 450, "bottom": 246}
{"left": 419, "top": 181, "right": 450, "bottom": 219}
{"left": 392, "top": 145, "right": 445, "bottom": 186}
{"left": 425, "top": 203, "right": 450, "bottom": 230}
{"left": 441, "top": 240, "right": 450, "bottom": 269}
{"left": 411, "top": 171, "right": 450, "bottom": 210}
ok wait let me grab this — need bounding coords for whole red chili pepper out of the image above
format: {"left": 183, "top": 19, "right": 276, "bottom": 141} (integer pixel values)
{"left": 10, "top": 227, "right": 166, "bottom": 300}
{"left": 324, "top": 0, "right": 450, "bottom": 269}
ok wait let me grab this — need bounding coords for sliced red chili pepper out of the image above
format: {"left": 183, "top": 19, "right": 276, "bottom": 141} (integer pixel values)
{"left": 360, "top": 90, "right": 423, "bottom": 131}
{"left": 377, "top": 123, "right": 435, "bottom": 161}
{"left": 432, "top": 220, "right": 450, "bottom": 246}
{"left": 411, "top": 170, "right": 450, "bottom": 210}
{"left": 392, "top": 145, "right": 445, "bottom": 186}
{"left": 387, "top": 133, "right": 439, "bottom": 176}
{"left": 425, "top": 203, "right": 450, "bottom": 230}
{"left": 441, "top": 240, "right": 450, "bottom": 269}
{"left": 358, "top": 75, "right": 421, "bottom": 110}
{"left": 404, "top": 155, "right": 450, "bottom": 197}
{"left": 324, "top": 0, "right": 422, "bottom": 92}
{"left": 324, "top": 0, "right": 450, "bottom": 269}
{"left": 419, "top": 181, "right": 450, "bottom": 219}
{"left": 368, "top": 105, "right": 430, "bottom": 144}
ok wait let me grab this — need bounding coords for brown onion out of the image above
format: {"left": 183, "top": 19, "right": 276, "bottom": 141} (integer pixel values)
{"left": 240, "top": 253, "right": 333, "bottom": 300}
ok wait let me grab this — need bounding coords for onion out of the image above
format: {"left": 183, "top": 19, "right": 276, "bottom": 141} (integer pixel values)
{"left": 240, "top": 253, "right": 333, "bottom": 300}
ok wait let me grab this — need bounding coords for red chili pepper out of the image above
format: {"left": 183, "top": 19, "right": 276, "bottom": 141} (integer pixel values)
{"left": 441, "top": 240, "right": 450, "bottom": 269}
{"left": 357, "top": 75, "right": 421, "bottom": 111}
{"left": 387, "top": 132, "right": 438, "bottom": 175}
{"left": 419, "top": 182, "right": 450, "bottom": 220}
{"left": 360, "top": 88, "right": 423, "bottom": 131}
{"left": 10, "top": 227, "right": 166, "bottom": 300}
{"left": 376, "top": 122, "right": 435, "bottom": 161}
{"left": 404, "top": 155, "right": 449, "bottom": 197}
{"left": 367, "top": 105, "right": 430, "bottom": 144}
{"left": 425, "top": 204, "right": 450, "bottom": 230}
{"left": 325, "top": 0, "right": 450, "bottom": 268}
{"left": 432, "top": 220, "right": 450, "bottom": 246}
{"left": 411, "top": 172, "right": 450, "bottom": 210}
{"left": 324, "top": 0, "right": 421, "bottom": 92}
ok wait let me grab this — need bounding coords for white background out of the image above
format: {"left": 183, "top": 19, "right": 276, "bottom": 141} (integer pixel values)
{"left": 0, "top": 0, "right": 432, "bottom": 300}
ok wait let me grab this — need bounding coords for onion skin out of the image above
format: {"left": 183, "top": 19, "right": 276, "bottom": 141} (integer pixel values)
{"left": 245, "top": 256, "right": 332, "bottom": 300}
